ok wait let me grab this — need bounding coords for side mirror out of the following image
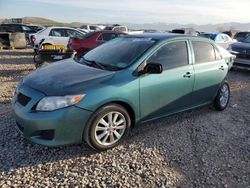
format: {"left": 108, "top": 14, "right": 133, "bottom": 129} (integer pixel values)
{"left": 144, "top": 63, "right": 163, "bottom": 74}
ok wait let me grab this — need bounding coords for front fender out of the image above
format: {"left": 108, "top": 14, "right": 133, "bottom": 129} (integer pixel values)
{"left": 76, "top": 77, "right": 140, "bottom": 122}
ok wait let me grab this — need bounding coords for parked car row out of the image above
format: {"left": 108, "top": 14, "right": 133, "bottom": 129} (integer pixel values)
{"left": 198, "top": 31, "right": 250, "bottom": 70}
{"left": 1, "top": 22, "right": 248, "bottom": 70}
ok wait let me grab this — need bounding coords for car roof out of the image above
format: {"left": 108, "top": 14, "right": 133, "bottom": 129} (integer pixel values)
{"left": 95, "top": 30, "right": 125, "bottom": 34}
{"left": 1, "top": 23, "right": 26, "bottom": 26}
{"left": 124, "top": 33, "right": 204, "bottom": 41}
{"left": 47, "top": 27, "right": 79, "bottom": 30}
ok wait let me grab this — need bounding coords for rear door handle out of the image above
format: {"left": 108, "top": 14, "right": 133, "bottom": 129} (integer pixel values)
{"left": 219, "top": 66, "right": 224, "bottom": 70}
{"left": 183, "top": 72, "right": 192, "bottom": 78}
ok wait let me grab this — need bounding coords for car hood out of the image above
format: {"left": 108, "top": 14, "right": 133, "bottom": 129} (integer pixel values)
{"left": 231, "top": 42, "right": 250, "bottom": 49}
{"left": 23, "top": 59, "right": 115, "bottom": 95}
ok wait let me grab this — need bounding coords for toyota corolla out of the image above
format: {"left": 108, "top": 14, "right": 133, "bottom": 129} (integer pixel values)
{"left": 12, "top": 34, "right": 230, "bottom": 150}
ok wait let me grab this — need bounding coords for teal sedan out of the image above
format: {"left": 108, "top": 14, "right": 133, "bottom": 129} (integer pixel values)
{"left": 12, "top": 34, "right": 230, "bottom": 150}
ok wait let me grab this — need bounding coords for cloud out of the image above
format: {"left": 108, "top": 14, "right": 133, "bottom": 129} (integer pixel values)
{"left": 8, "top": 0, "right": 250, "bottom": 24}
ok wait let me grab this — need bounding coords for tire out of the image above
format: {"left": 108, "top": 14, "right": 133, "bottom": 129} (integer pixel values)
{"left": 25, "top": 38, "right": 30, "bottom": 47}
{"left": 84, "top": 104, "right": 131, "bottom": 151}
{"left": 33, "top": 53, "right": 43, "bottom": 68}
{"left": 213, "top": 81, "right": 230, "bottom": 111}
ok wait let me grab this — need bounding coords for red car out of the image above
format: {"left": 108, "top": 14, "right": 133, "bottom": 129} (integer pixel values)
{"left": 69, "top": 30, "right": 126, "bottom": 56}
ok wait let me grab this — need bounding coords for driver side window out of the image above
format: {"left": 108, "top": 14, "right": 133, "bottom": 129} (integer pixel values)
{"left": 148, "top": 41, "right": 189, "bottom": 69}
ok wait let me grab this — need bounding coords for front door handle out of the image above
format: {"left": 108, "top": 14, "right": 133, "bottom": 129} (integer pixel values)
{"left": 183, "top": 72, "right": 192, "bottom": 78}
{"left": 219, "top": 66, "right": 225, "bottom": 70}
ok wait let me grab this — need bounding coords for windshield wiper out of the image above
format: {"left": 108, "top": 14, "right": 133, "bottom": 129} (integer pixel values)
{"left": 75, "top": 57, "right": 123, "bottom": 71}
{"left": 82, "top": 57, "right": 105, "bottom": 70}
{"left": 100, "top": 64, "right": 123, "bottom": 71}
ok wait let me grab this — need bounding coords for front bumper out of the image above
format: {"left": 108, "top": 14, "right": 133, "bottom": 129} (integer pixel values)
{"left": 233, "top": 58, "right": 250, "bottom": 70}
{"left": 12, "top": 85, "right": 92, "bottom": 146}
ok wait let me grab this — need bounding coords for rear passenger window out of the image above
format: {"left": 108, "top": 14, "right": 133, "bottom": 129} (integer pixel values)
{"left": 148, "top": 41, "right": 188, "bottom": 69}
{"left": 192, "top": 41, "right": 216, "bottom": 63}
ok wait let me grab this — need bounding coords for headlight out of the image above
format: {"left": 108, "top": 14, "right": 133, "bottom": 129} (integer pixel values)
{"left": 36, "top": 94, "right": 85, "bottom": 111}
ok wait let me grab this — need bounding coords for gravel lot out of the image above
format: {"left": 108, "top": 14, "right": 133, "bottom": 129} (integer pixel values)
{"left": 0, "top": 49, "right": 249, "bottom": 187}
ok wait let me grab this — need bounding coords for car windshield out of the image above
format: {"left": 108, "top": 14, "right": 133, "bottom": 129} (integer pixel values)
{"left": 243, "top": 35, "right": 250, "bottom": 43}
{"left": 36, "top": 28, "right": 47, "bottom": 34}
{"left": 77, "top": 37, "right": 156, "bottom": 70}
{"left": 22, "top": 25, "right": 32, "bottom": 31}
{"left": 235, "top": 32, "right": 250, "bottom": 42}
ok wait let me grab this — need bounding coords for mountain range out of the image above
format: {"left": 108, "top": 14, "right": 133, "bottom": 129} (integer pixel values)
{"left": 1, "top": 17, "right": 250, "bottom": 32}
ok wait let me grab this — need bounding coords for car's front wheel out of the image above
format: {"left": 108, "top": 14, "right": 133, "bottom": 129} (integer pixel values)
{"left": 84, "top": 104, "right": 131, "bottom": 150}
{"left": 214, "top": 81, "right": 230, "bottom": 111}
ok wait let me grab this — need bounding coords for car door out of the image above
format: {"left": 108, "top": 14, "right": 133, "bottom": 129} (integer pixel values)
{"left": 190, "top": 40, "right": 227, "bottom": 106}
{"left": 139, "top": 40, "right": 195, "bottom": 121}
{"left": 48, "top": 28, "right": 67, "bottom": 45}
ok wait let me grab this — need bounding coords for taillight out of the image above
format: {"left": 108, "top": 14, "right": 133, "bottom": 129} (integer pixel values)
{"left": 68, "top": 38, "right": 73, "bottom": 50}
{"left": 31, "top": 35, "right": 36, "bottom": 42}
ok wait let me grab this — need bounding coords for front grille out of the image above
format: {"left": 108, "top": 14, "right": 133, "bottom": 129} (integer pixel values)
{"left": 17, "top": 93, "right": 31, "bottom": 106}
{"left": 236, "top": 54, "right": 250, "bottom": 59}
{"left": 232, "top": 47, "right": 250, "bottom": 53}
{"left": 234, "top": 62, "right": 250, "bottom": 68}
{"left": 232, "top": 47, "right": 244, "bottom": 53}
{"left": 32, "top": 130, "right": 55, "bottom": 140}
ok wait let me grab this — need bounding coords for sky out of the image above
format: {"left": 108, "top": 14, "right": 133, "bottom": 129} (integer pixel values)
{"left": 0, "top": 0, "right": 249, "bottom": 25}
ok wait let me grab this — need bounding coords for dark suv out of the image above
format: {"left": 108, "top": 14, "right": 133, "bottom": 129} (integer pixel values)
{"left": 228, "top": 34, "right": 250, "bottom": 70}
{"left": 0, "top": 24, "right": 36, "bottom": 44}
{"left": 233, "top": 32, "right": 250, "bottom": 42}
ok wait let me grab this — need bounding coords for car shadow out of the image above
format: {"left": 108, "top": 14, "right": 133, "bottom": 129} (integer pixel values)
{"left": 0, "top": 49, "right": 34, "bottom": 57}
{"left": 0, "top": 100, "right": 211, "bottom": 173}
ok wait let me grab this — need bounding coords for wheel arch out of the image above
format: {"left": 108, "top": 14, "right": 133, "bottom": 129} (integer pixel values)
{"left": 97, "top": 100, "right": 136, "bottom": 128}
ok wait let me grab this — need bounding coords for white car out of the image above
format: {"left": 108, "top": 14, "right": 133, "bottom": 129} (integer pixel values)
{"left": 217, "top": 45, "right": 236, "bottom": 70}
{"left": 79, "top": 25, "right": 102, "bottom": 33}
{"left": 103, "top": 25, "right": 128, "bottom": 33}
{"left": 200, "top": 33, "right": 234, "bottom": 49}
{"left": 33, "top": 27, "right": 86, "bottom": 50}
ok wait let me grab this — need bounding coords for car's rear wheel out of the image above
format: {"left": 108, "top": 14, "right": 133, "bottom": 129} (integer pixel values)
{"left": 214, "top": 81, "right": 230, "bottom": 111}
{"left": 84, "top": 104, "right": 131, "bottom": 150}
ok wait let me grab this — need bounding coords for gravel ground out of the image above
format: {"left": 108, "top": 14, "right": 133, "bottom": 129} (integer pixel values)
{"left": 0, "top": 49, "right": 249, "bottom": 187}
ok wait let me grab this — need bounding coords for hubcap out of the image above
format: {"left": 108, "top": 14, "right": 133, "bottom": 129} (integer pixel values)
{"left": 94, "top": 111, "right": 126, "bottom": 146}
{"left": 219, "top": 84, "right": 229, "bottom": 107}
